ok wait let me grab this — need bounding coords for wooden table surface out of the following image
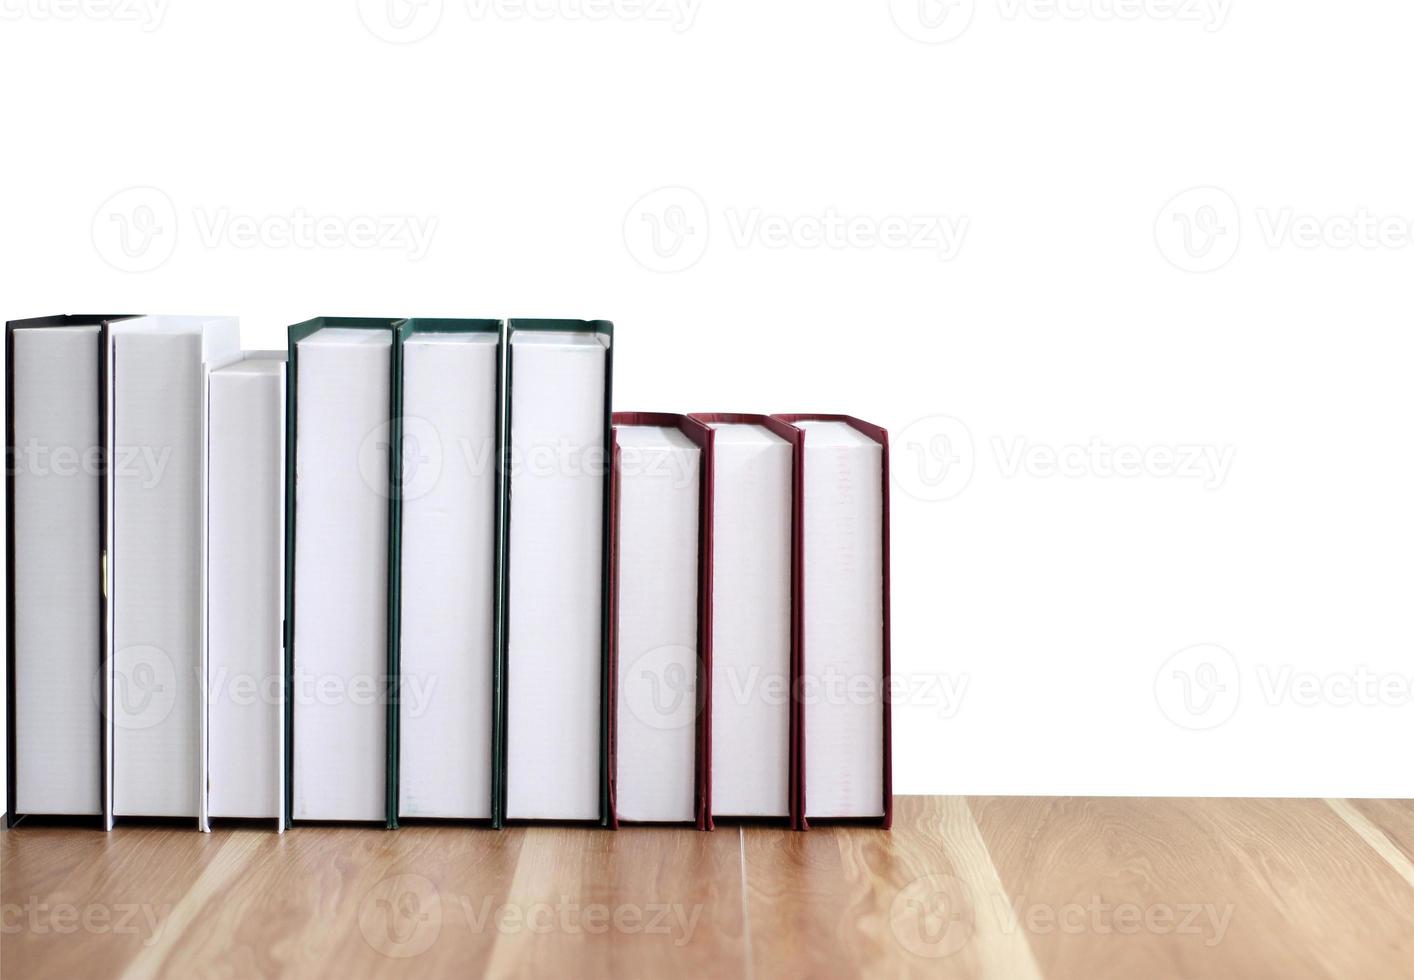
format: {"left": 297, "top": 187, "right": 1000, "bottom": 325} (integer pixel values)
{"left": 3, "top": 797, "right": 1412, "bottom": 979}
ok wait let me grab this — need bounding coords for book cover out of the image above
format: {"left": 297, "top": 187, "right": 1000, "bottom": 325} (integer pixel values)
{"left": 5, "top": 314, "right": 136, "bottom": 829}
{"left": 500, "top": 319, "right": 614, "bottom": 827}
{"left": 687, "top": 414, "right": 804, "bottom": 830}
{"left": 610, "top": 412, "right": 713, "bottom": 830}
{"left": 774, "top": 414, "right": 892, "bottom": 830}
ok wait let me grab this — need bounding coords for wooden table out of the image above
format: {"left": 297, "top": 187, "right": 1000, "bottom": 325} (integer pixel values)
{"left": 3, "top": 797, "right": 1412, "bottom": 978}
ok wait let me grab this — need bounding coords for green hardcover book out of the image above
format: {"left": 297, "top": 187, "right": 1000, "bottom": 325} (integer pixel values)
{"left": 284, "top": 317, "right": 402, "bottom": 829}
{"left": 499, "top": 319, "right": 614, "bottom": 827}
{"left": 5, "top": 314, "right": 137, "bottom": 830}
{"left": 392, "top": 319, "right": 503, "bottom": 827}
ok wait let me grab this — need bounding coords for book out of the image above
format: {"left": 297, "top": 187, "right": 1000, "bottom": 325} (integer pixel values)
{"left": 609, "top": 413, "right": 710, "bottom": 828}
{"left": 774, "top": 415, "right": 892, "bottom": 828}
{"left": 206, "top": 353, "right": 286, "bottom": 829}
{"left": 285, "top": 318, "right": 400, "bottom": 825}
{"left": 394, "top": 319, "right": 502, "bottom": 823}
{"left": 687, "top": 414, "right": 803, "bottom": 828}
{"left": 501, "top": 319, "right": 613, "bottom": 825}
{"left": 5, "top": 314, "right": 134, "bottom": 826}
{"left": 106, "top": 316, "right": 242, "bottom": 828}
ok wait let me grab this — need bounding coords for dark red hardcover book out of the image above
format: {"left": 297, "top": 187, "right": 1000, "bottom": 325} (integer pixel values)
{"left": 687, "top": 414, "right": 805, "bottom": 831}
{"left": 773, "top": 415, "right": 892, "bottom": 830}
{"left": 609, "top": 412, "right": 713, "bottom": 830}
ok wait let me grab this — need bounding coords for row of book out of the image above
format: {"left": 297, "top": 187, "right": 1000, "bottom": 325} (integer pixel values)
{"left": 5, "top": 314, "right": 890, "bottom": 831}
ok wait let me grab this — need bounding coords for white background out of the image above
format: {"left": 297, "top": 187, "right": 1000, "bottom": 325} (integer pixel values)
{"left": 2, "top": 0, "right": 1411, "bottom": 798}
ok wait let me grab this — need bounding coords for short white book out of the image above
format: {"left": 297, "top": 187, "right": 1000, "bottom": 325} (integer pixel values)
{"left": 290, "top": 325, "right": 393, "bottom": 823}
{"left": 614, "top": 423, "right": 701, "bottom": 824}
{"left": 795, "top": 420, "right": 886, "bottom": 821}
{"left": 706, "top": 423, "right": 793, "bottom": 819}
{"left": 397, "top": 328, "right": 499, "bottom": 820}
{"left": 107, "top": 316, "right": 241, "bottom": 824}
{"left": 504, "top": 326, "right": 609, "bottom": 821}
{"left": 9, "top": 320, "right": 106, "bottom": 819}
{"left": 206, "top": 353, "right": 286, "bottom": 827}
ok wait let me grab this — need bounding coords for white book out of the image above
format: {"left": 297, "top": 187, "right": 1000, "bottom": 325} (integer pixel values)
{"left": 706, "top": 423, "right": 793, "bottom": 818}
{"left": 398, "top": 329, "right": 499, "bottom": 820}
{"left": 9, "top": 321, "right": 105, "bottom": 818}
{"left": 291, "top": 326, "right": 391, "bottom": 823}
{"left": 505, "top": 327, "right": 609, "bottom": 821}
{"left": 796, "top": 420, "right": 886, "bottom": 820}
{"left": 614, "top": 424, "right": 700, "bottom": 824}
{"left": 206, "top": 353, "right": 285, "bottom": 826}
{"left": 107, "top": 316, "right": 241, "bottom": 825}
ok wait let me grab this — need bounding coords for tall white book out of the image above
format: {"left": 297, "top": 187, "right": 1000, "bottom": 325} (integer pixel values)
{"left": 106, "top": 316, "right": 241, "bottom": 827}
{"left": 503, "top": 321, "right": 612, "bottom": 823}
{"left": 7, "top": 315, "right": 118, "bottom": 823}
{"left": 397, "top": 321, "right": 500, "bottom": 821}
{"left": 289, "top": 320, "right": 395, "bottom": 824}
{"left": 696, "top": 418, "right": 795, "bottom": 821}
{"left": 612, "top": 418, "right": 702, "bottom": 825}
{"left": 206, "top": 353, "right": 286, "bottom": 828}
{"left": 788, "top": 417, "right": 888, "bottom": 823}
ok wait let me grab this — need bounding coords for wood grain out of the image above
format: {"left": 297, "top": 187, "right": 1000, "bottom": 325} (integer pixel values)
{"left": 483, "top": 824, "right": 744, "bottom": 979}
{"left": 0, "top": 826, "right": 229, "bottom": 980}
{"left": 4, "top": 799, "right": 1413, "bottom": 980}
{"left": 1338, "top": 798, "right": 1414, "bottom": 881}
{"left": 742, "top": 799, "right": 1040, "bottom": 979}
{"left": 971, "top": 797, "right": 1414, "bottom": 980}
